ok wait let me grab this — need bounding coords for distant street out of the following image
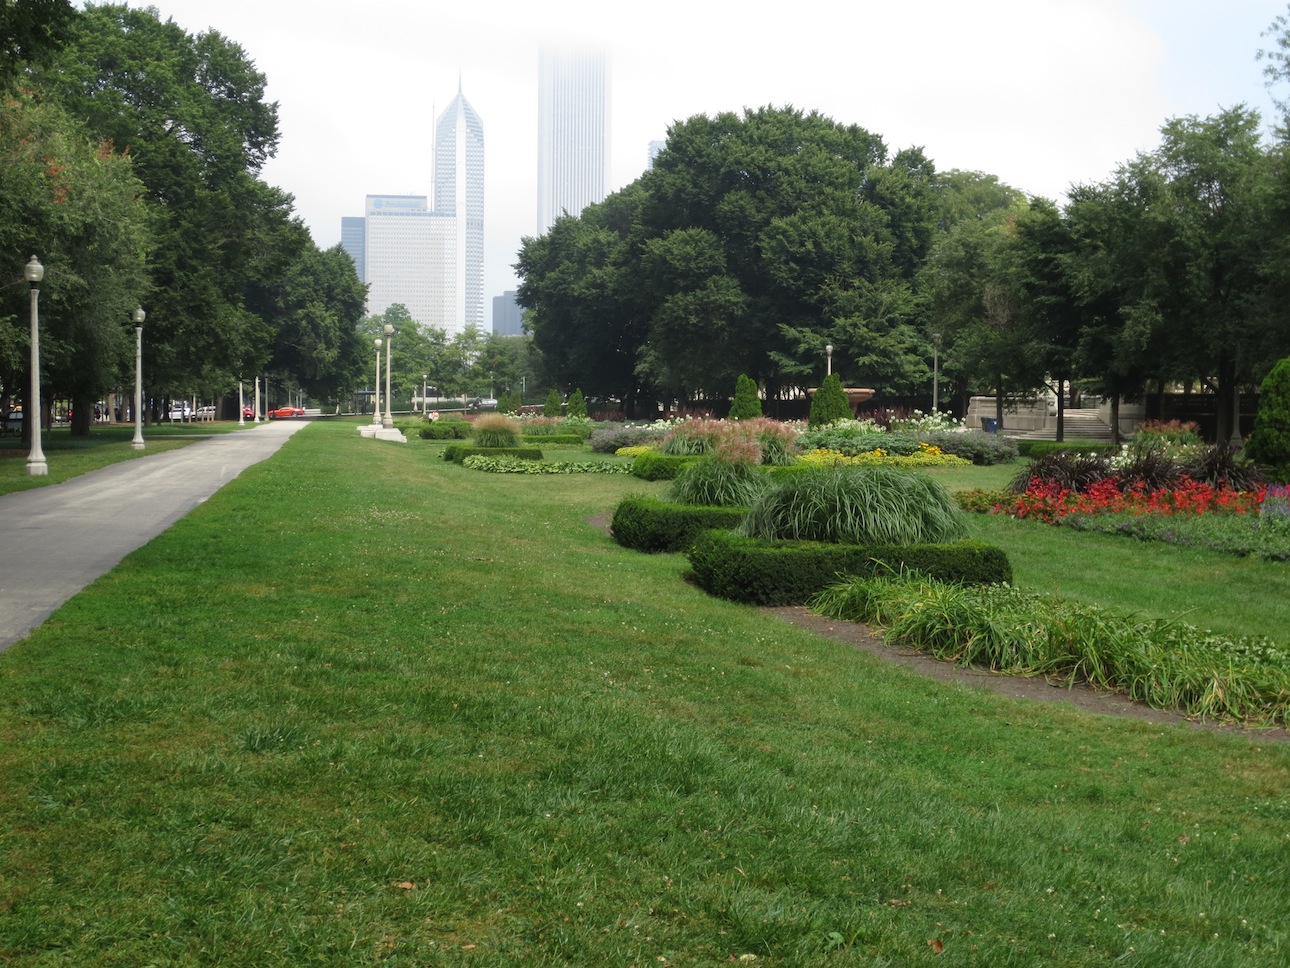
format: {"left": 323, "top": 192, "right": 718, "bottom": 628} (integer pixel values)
{"left": 0, "top": 420, "right": 309, "bottom": 651}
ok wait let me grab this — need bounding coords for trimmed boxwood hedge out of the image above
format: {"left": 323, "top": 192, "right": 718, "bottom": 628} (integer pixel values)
{"left": 522, "top": 433, "right": 585, "bottom": 445}
{"left": 442, "top": 445, "right": 544, "bottom": 463}
{"left": 687, "top": 529, "right": 1012, "bottom": 605}
{"left": 630, "top": 451, "right": 700, "bottom": 480}
{"left": 610, "top": 497, "right": 748, "bottom": 553}
{"left": 1016, "top": 439, "right": 1118, "bottom": 458}
{"left": 419, "top": 422, "right": 471, "bottom": 440}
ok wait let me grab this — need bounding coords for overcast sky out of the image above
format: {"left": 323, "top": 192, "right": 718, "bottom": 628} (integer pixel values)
{"left": 130, "top": 0, "right": 1286, "bottom": 327}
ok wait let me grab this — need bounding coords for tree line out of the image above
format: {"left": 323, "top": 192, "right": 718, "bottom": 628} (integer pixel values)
{"left": 1, "top": 1, "right": 369, "bottom": 434}
{"left": 517, "top": 13, "right": 1290, "bottom": 438}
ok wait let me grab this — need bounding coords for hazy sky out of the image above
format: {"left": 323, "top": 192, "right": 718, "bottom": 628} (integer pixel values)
{"left": 130, "top": 0, "right": 1286, "bottom": 326}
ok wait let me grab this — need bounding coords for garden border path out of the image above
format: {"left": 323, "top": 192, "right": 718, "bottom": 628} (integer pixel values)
{"left": 0, "top": 420, "right": 309, "bottom": 651}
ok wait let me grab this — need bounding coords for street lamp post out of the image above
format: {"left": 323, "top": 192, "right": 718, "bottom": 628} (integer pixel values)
{"left": 24, "top": 256, "right": 47, "bottom": 476}
{"left": 131, "top": 306, "right": 146, "bottom": 450}
{"left": 931, "top": 331, "right": 941, "bottom": 415}
{"left": 825, "top": 343, "right": 833, "bottom": 378}
{"left": 238, "top": 379, "right": 245, "bottom": 427}
{"left": 382, "top": 323, "right": 395, "bottom": 429}
{"left": 423, "top": 374, "right": 428, "bottom": 414}
{"left": 372, "top": 338, "right": 383, "bottom": 425}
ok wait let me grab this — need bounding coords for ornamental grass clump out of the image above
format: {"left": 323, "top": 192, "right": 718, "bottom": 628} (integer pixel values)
{"left": 739, "top": 466, "right": 967, "bottom": 546}
{"left": 470, "top": 413, "right": 522, "bottom": 448}
{"left": 665, "top": 455, "right": 768, "bottom": 507}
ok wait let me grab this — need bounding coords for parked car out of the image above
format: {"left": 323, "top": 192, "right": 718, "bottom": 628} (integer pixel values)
{"left": 168, "top": 404, "right": 193, "bottom": 421}
{"left": 243, "top": 406, "right": 255, "bottom": 419}
{"left": 3, "top": 408, "right": 21, "bottom": 436}
{"left": 267, "top": 406, "right": 305, "bottom": 419}
{"left": 195, "top": 406, "right": 217, "bottom": 420}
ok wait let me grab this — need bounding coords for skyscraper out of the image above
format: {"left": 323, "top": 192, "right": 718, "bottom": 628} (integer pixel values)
{"left": 435, "top": 83, "right": 485, "bottom": 330}
{"left": 537, "top": 47, "right": 609, "bottom": 234}
{"left": 342, "top": 84, "right": 484, "bottom": 337}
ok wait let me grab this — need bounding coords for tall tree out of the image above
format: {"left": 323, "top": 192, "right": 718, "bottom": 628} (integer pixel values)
{"left": 32, "top": 3, "right": 283, "bottom": 396}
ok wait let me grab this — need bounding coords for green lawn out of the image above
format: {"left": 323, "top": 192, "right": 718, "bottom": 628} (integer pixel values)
{"left": 0, "top": 421, "right": 247, "bottom": 496}
{"left": 1, "top": 421, "right": 1286, "bottom": 966}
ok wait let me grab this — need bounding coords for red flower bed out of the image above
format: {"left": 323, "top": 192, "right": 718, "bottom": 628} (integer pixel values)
{"left": 999, "top": 476, "right": 1267, "bottom": 524}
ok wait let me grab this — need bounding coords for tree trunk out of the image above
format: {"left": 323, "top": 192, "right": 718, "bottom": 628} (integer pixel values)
{"left": 1110, "top": 395, "right": 1121, "bottom": 446}
{"left": 70, "top": 391, "right": 92, "bottom": 436}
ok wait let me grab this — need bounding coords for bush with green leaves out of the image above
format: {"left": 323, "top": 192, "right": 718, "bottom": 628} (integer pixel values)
{"left": 665, "top": 456, "right": 770, "bottom": 507}
{"left": 419, "top": 422, "right": 471, "bottom": 440}
{"left": 739, "top": 466, "right": 967, "bottom": 546}
{"left": 1247, "top": 357, "right": 1290, "bottom": 481}
{"left": 798, "top": 427, "right": 920, "bottom": 457}
{"left": 543, "top": 388, "right": 563, "bottom": 417}
{"left": 1056, "top": 503, "right": 1290, "bottom": 560}
{"left": 470, "top": 413, "right": 522, "bottom": 448}
{"left": 566, "top": 388, "right": 587, "bottom": 418}
{"left": 460, "top": 455, "right": 629, "bottom": 474}
{"left": 611, "top": 497, "right": 748, "bottom": 553}
{"left": 589, "top": 424, "right": 671, "bottom": 453}
{"left": 808, "top": 373, "right": 852, "bottom": 428}
{"left": 920, "top": 429, "right": 1018, "bottom": 465}
{"left": 728, "top": 373, "right": 762, "bottom": 421}
{"left": 1015, "top": 439, "right": 1118, "bottom": 459}
{"left": 630, "top": 451, "right": 698, "bottom": 480}
{"left": 687, "top": 530, "right": 1011, "bottom": 605}
{"left": 442, "top": 445, "right": 543, "bottom": 463}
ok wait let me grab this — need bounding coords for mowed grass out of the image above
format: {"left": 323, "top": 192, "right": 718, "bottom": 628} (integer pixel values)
{"left": 0, "top": 422, "right": 246, "bottom": 496}
{"left": 0, "top": 422, "right": 1288, "bottom": 966}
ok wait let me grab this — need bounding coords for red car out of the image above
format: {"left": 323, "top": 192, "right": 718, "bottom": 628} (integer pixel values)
{"left": 267, "top": 406, "right": 305, "bottom": 419}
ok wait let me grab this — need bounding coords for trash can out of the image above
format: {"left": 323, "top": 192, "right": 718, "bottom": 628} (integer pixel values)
{"left": 980, "top": 417, "right": 998, "bottom": 434}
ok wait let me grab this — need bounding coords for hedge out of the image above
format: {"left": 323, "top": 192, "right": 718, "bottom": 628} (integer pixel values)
{"left": 419, "top": 422, "right": 471, "bottom": 440}
{"left": 1016, "top": 439, "right": 1118, "bottom": 459}
{"left": 610, "top": 497, "right": 748, "bottom": 553}
{"left": 442, "top": 445, "right": 544, "bottom": 463}
{"left": 686, "top": 530, "right": 1013, "bottom": 605}
{"left": 522, "top": 433, "right": 585, "bottom": 445}
{"left": 630, "top": 451, "right": 700, "bottom": 481}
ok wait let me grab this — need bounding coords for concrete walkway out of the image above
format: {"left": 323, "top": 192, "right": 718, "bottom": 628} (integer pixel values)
{"left": 0, "top": 420, "right": 309, "bottom": 651}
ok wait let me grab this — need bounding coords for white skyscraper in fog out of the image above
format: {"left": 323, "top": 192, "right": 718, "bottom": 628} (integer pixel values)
{"left": 435, "top": 83, "right": 485, "bottom": 330}
{"left": 537, "top": 47, "right": 609, "bottom": 233}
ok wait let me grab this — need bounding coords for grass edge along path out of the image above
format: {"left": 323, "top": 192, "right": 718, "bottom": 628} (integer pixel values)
{"left": 0, "top": 421, "right": 1287, "bottom": 966}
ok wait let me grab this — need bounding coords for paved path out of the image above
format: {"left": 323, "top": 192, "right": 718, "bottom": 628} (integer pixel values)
{"left": 0, "top": 420, "right": 309, "bottom": 651}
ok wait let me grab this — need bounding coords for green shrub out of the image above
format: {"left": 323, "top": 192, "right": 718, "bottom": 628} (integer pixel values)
{"left": 543, "top": 388, "right": 563, "bottom": 417}
{"left": 630, "top": 451, "right": 698, "bottom": 480}
{"left": 665, "top": 456, "right": 770, "bottom": 507}
{"left": 657, "top": 419, "right": 722, "bottom": 456}
{"left": 921, "top": 429, "right": 1019, "bottom": 465}
{"left": 1015, "top": 439, "right": 1117, "bottom": 458}
{"left": 461, "top": 455, "right": 629, "bottom": 475}
{"left": 1009, "top": 450, "right": 1113, "bottom": 493}
{"left": 522, "top": 434, "right": 584, "bottom": 446}
{"left": 611, "top": 497, "right": 748, "bottom": 553}
{"left": 442, "top": 445, "right": 543, "bottom": 463}
{"left": 589, "top": 424, "right": 671, "bottom": 453}
{"left": 687, "top": 530, "right": 1011, "bottom": 605}
{"left": 419, "top": 422, "right": 471, "bottom": 440}
{"left": 739, "top": 466, "right": 967, "bottom": 546}
{"left": 566, "top": 388, "right": 587, "bottom": 418}
{"left": 808, "top": 373, "right": 852, "bottom": 428}
{"left": 1246, "top": 356, "right": 1290, "bottom": 481}
{"left": 471, "top": 413, "right": 522, "bottom": 448}
{"left": 728, "top": 373, "right": 762, "bottom": 421}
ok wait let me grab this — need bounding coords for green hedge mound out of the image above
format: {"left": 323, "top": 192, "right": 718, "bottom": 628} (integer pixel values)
{"left": 419, "top": 422, "right": 471, "bottom": 440}
{"left": 687, "top": 530, "right": 1012, "bottom": 605}
{"left": 1016, "top": 439, "right": 1118, "bottom": 459}
{"left": 611, "top": 497, "right": 748, "bottom": 553}
{"left": 630, "top": 451, "right": 700, "bottom": 480}
{"left": 443, "top": 445, "right": 544, "bottom": 463}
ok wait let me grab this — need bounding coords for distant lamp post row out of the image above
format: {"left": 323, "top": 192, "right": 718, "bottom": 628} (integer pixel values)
{"left": 383, "top": 322, "right": 394, "bottom": 429}
{"left": 132, "top": 305, "right": 146, "bottom": 450}
{"left": 372, "top": 338, "right": 382, "bottom": 425}
{"left": 24, "top": 256, "right": 47, "bottom": 476}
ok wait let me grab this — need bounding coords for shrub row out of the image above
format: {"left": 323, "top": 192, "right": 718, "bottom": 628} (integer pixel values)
{"left": 419, "top": 422, "right": 471, "bottom": 440}
{"left": 521, "top": 434, "right": 585, "bottom": 445}
{"left": 1015, "top": 439, "right": 1118, "bottom": 458}
{"left": 462, "top": 455, "right": 630, "bottom": 475}
{"left": 630, "top": 451, "right": 699, "bottom": 480}
{"left": 442, "top": 445, "right": 543, "bottom": 463}
{"left": 589, "top": 425, "right": 671, "bottom": 453}
{"left": 686, "top": 530, "right": 1012, "bottom": 605}
{"left": 610, "top": 497, "right": 748, "bottom": 553}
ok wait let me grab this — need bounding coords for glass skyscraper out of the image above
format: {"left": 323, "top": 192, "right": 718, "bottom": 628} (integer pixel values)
{"left": 435, "top": 84, "right": 485, "bottom": 331}
{"left": 537, "top": 47, "right": 609, "bottom": 234}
